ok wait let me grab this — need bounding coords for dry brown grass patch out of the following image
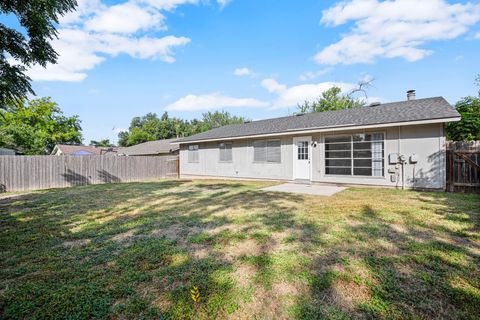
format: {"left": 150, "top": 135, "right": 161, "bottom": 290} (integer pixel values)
{"left": 227, "top": 287, "right": 290, "bottom": 320}
{"left": 62, "top": 238, "right": 91, "bottom": 248}
{"left": 328, "top": 278, "right": 371, "bottom": 311}
{"left": 223, "top": 239, "right": 262, "bottom": 260}
{"left": 232, "top": 263, "right": 256, "bottom": 288}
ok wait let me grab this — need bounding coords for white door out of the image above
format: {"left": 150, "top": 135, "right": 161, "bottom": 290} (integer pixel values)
{"left": 293, "top": 136, "right": 312, "bottom": 180}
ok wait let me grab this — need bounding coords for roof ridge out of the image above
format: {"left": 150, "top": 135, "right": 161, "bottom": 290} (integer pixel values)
{"left": 218, "top": 96, "right": 447, "bottom": 127}
{"left": 174, "top": 96, "right": 458, "bottom": 143}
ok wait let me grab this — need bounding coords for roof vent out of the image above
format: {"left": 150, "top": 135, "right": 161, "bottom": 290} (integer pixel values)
{"left": 294, "top": 112, "right": 305, "bottom": 116}
{"left": 243, "top": 120, "right": 251, "bottom": 124}
{"left": 369, "top": 102, "right": 381, "bottom": 107}
{"left": 407, "top": 90, "right": 416, "bottom": 101}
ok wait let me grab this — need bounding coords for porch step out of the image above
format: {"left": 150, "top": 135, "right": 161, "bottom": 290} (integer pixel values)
{"left": 292, "top": 179, "right": 312, "bottom": 185}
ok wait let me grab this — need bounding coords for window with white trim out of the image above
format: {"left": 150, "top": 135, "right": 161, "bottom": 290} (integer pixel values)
{"left": 188, "top": 144, "right": 199, "bottom": 163}
{"left": 253, "top": 139, "right": 281, "bottom": 163}
{"left": 324, "top": 133, "right": 384, "bottom": 176}
{"left": 219, "top": 142, "right": 232, "bottom": 162}
{"left": 297, "top": 141, "right": 309, "bottom": 160}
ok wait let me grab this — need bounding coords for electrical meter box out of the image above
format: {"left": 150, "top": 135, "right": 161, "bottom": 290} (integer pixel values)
{"left": 388, "top": 153, "right": 399, "bottom": 164}
{"left": 410, "top": 154, "right": 418, "bottom": 164}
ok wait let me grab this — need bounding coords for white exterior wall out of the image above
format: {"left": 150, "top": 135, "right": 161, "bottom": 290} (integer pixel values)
{"left": 311, "top": 123, "right": 446, "bottom": 189}
{"left": 179, "top": 123, "right": 447, "bottom": 189}
{"left": 180, "top": 137, "right": 293, "bottom": 180}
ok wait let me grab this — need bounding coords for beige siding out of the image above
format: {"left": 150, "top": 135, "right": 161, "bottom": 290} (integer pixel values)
{"left": 180, "top": 137, "right": 294, "bottom": 180}
{"left": 311, "top": 123, "right": 445, "bottom": 189}
{"left": 179, "top": 123, "right": 446, "bottom": 189}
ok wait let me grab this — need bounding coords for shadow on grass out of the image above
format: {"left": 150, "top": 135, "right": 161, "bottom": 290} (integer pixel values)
{"left": 0, "top": 179, "right": 306, "bottom": 319}
{"left": 293, "top": 200, "right": 480, "bottom": 319}
{"left": 0, "top": 183, "right": 479, "bottom": 319}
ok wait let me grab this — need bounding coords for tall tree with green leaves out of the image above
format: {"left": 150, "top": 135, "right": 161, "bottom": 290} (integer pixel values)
{"left": 446, "top": 76, "right": 480, "bottom": 141}
{"left": 0, "top": 97, "right": 82, "bottom": 154}
{"left": 118, "top": 112, "right": 189, "bottom": 147}
{"left": 298, "top": 86, "right": 367, "bottom": 113}
{"left": 1, "top": 0, "right": 77, "bottom": 108}
{"left": 197, "top": 111, "right": 246, "bottom": 131}
{"left": 90, "top": 139, "right": 114, "bottom": 147}
{"left": 118, "top": 110, "right": 247, "bottom": 147}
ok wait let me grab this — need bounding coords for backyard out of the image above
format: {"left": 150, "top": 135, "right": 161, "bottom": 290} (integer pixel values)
{"left": 0, "top": 179, "right": 479, "bottom": 319}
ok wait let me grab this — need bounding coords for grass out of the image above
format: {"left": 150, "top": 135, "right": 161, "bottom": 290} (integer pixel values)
{"left": 0, "top": 179, "right": 479, "bottom": 319}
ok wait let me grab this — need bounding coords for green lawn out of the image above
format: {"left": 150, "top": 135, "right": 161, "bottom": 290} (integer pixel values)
{"left": 0, "top": 180, "right": 479, "bottom": 319}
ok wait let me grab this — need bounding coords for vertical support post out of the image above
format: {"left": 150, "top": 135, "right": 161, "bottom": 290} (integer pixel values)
{"left": 176, "top": 157, "right": 180, "bottom": 179}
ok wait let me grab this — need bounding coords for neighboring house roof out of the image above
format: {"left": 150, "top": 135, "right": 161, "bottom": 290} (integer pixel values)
{"left": 0, "top": 148, "right": 17, "bottom": 155}
{"left": 118, "top": 139, "right": 179, "bottom": 156}
{"left": 175, "top": 97, "right": 460, "bottom": 143}
{"left": 52, "top": 144, "right": 118, "bottom": 156}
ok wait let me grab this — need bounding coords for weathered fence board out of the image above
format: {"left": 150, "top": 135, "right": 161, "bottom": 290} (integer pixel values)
{"left": 446, "top": 141, "right": 480, "bottom": 193}
{"left": 0, "top": 155, "right": 179, "bottom": 192}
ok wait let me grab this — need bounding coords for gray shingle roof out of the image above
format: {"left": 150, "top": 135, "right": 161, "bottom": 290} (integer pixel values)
{"left": 119, "top": 138, "right": 179, "bottom": 156}
{"left": 175, "top": 97, "right": 459, "bottom": 143}
{"left": 53, "top": 144, "right": 118, "bottom": 155}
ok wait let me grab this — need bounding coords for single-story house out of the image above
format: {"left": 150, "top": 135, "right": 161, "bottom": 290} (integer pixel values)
{"left": 0, "top": 147, "right": 19, "bottom": 156}
{"left": 118, "top": 139, "right": 179, "bottom": 156}
{"left": 51, "top": 144, "right": 118, "bottom": 156}
{"left": 175, "top": 92, "right": 461, "bottom": 190}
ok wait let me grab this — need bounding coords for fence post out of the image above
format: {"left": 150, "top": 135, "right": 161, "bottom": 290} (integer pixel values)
{"left": 177, "top": 157, "right": 180, "bottom": 179}
{"left": 447, "top": 150, "right": 454, "bottom": 192}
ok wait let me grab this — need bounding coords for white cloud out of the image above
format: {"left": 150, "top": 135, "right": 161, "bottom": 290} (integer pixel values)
{"left": 475, "top": 31, "right": 480, "bottom": 39}
{"left": 165, "top": 93, "right": 268, "bottom": 111}
{"left": 95, "top": 34, "right": 191, "bottom": 61}
{"left": 25, "top": 28, "right": 190, "bottom": 81}
{"left": 59, "top": 0, "right": 104, "bottom": 25}
{"left": 261, "top": 78, "right": 357, "bottom": 109}
{"left": 261, "top": 78, "right": 286, "bottom": 93}
{"left": 217, "top": 0, "right": 232, "bottom": 9}
{"left": 84, "top": 2, "right": 165, "bottom": 33}
{"left": 140, "top": 0, "right": 199, "bottom": 11}
{"left": 316, "top": 0, "right": 480, "bottom": 65}
{"left": 23, "top": 0, "right": 215, "bottom": 82}
{"left": 299, "top": 68, "right": 333, "bottom": 81}
{"left": 233, "top": 67, "right": 254, "bottom": 77}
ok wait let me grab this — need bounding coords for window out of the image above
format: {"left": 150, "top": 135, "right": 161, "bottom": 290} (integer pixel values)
{"left": 297, "top": 141, "right": 309, "bottom": 160}
{"left": 253, "top": 139, "right": 281, "bottom": 163}
{"left": 219, "top": 142, "right": 232, "bottom": 162}
{"left": 324, "top": 133, "right": 384, "bottom": 177}
{"left": 188, "top": 144, "right": 199, "bottom": 163}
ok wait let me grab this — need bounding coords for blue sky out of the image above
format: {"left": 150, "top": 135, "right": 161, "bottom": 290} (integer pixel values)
{"left": 2, "top": 0, "right": 480, "bottom": 143}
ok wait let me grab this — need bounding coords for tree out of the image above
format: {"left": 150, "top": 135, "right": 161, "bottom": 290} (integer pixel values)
{"left": 198, "top": 111, "right": 246, "bottom": 131}
{"left": 118, "top": 110, "right": 247, "bottom": 147}
{"left": 297, "top": 87, "right": 365, "bottom": 113}
{"left": 0, "top": 97, "right": 82, "bottom": 154}
{"left": 446, "top": 75, "right": 480, "bottom": 141}
{"left": 118, "top": 112, "right": 184, "bottom": 147}
{"left": 297, "top": 80, "right": 371, "bottom": 113}
{"left": 446, "top": 96, "right": 480, "bottom": 141}
{"left": 1, "top": 0, "right": 77, "bottom": 108}
{"left": 90, "top": 139, "right": 114, "bottom": 147}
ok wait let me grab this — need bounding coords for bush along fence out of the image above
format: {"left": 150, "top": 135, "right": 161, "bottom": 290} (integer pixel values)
{"left": 0, "top": 155, "right": 179, "bottom": 192}
{"left": 446, "top": 141, "right": 480, "bottom": 193}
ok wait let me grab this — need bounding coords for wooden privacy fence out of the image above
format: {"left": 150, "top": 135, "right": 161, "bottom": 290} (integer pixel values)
{"left": 446, "top": 141, "right": 480, "bottom": 193}
{"left": 0, "top": 155, "right": 179, "bottom": 192}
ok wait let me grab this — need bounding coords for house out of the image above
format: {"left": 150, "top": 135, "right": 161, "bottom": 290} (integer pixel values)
{"left": 51, "top": 144, "right": 118, "bottom": 156}
{"left": 0, "top": 147, "right": 19, "bottom": 155}
{"left": 175, "top": 92, "right": 461, "bottom": 190}
{"left": 117, "top": 139, "right": 179, "bottom": 156}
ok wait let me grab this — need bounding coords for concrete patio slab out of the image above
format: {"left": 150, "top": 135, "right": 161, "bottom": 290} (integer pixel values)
{"left": 262, "top": 183, "right": 347, "bottom": 196}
